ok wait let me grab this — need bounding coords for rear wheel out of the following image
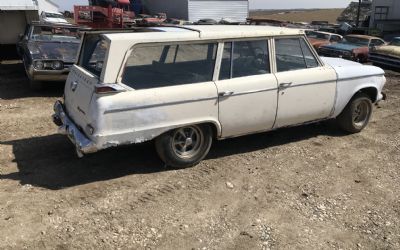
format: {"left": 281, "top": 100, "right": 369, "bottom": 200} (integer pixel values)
{"left": 336, "top": 93, "right": 373, "bottom": 133}
{"left": 155, "top": 124, "right": 212, "bottom": 168}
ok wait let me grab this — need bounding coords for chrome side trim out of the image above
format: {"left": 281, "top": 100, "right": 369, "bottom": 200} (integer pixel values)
{"left": 104, "top": 96, "right": 218, "bottom": 114}
{"left": 104, "top": 87, "right": 279, "bottom": 114}
{"left": 229, "top": 87, "right": 278, "bottom": 97}
{"left": 338, "top": 73, "right": 385, "bottom": 81}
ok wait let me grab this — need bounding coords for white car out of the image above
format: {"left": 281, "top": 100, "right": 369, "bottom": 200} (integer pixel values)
{"left": 40, "top": 11, "right": 69, "bottom": 24}
{"left": 53, "top": 26, "right": 386, "bottom": 168}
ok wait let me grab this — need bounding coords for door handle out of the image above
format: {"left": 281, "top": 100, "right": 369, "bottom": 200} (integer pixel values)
{"left": 279, "top": 82, "right": 293, "bottom": 90}
{"left": 219, "top": 91, "right": 234, "bottom": 97}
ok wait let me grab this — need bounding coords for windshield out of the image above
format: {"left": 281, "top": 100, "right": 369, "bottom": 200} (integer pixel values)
{"left": 79, "top": 35, "right": 109, "bottom": 77}
{"left": 390, "top": 38, "right": 400, "bottom": 46}
{"left": 31, "top": 26, "right": 80, "bottom": 42}
{"left": 306, "top": 31, "right": 330, "bottom": 40}
{"left": 45, "top": 13, "right": 64, "bottom": 18}
{"left": 343, "top": 36, "right": 370, "bottom": 46}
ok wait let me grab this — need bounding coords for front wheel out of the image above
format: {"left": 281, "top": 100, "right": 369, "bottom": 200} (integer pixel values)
{"left": 336, "top": 93, "right": 373, "bottom": 133}
{"left": 155, "top": 124, "right": 213, "bottom": 168}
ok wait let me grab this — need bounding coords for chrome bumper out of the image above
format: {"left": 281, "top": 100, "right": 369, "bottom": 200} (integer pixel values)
{"left": 53, "top": 101, "right": 97, "bottom": 157}
{"left": 28, "top": 65, "right": 70, "bottom": 82}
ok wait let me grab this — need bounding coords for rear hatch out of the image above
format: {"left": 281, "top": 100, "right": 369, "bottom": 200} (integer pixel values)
{"left": 64, "top": 28, "right": 155, "bottom": 132}
{"left": 64, "top": 32, "right": 110, "bottom": 131}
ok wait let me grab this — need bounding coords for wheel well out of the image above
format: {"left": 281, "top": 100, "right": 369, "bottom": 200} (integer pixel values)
{"left": 203, "top": 122, "right": 220, "bottom": 138}
{"left": 357, "top": 87, "right": 378, "bottom": 103}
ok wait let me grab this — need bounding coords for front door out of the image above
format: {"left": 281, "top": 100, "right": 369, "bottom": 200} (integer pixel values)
{"left": 215, "top": 39, "right": 279, "bottom": 137}
{"left": 273, "top": 37, "right": 337, "bottom": 128}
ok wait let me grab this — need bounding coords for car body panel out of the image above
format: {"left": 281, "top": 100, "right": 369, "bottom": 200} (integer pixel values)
{"left": 53, "top": 26, "right": 386, "bottom": 156}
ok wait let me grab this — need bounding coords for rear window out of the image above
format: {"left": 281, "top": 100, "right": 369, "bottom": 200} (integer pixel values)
{"left": 121, "top": 42, "right": 217, "bottom": 89}
{"left": 79, "top": 35, "right": 109, "bottom": 77}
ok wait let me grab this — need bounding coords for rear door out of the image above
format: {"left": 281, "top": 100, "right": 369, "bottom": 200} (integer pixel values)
{"left": 214, "top": 39, "right": 278, "bottom": 137}
{"left": 273, "top": 37, "right": 337, "bottom": 128}
{"left": 64, "top": 34, "right": 108, "bottom": 125}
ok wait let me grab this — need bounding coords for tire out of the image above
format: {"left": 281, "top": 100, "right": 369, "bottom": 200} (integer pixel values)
{"left": 155, "top": 124, "right": 213, "bottom": 168}
{"left": 336, "top": 93, "right": 373, "bottom": 133}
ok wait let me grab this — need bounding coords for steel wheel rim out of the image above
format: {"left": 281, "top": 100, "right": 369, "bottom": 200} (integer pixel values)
{"left": 172, "top": 126, "right": 203, "bottom": 159}
{"left": 353, "top": 100, "right": 370, "bottom": 127}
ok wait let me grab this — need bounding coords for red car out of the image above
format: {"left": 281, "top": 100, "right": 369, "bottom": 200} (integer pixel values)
{"left": 319, "top": 35, "right": 386, "bottom": 62}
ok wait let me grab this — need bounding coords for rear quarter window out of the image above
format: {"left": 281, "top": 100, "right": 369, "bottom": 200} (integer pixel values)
{"left": 121, "top": 42, "right": 217, "bottom": 89}
{"left": 79, "top": 36, "right": 109, "bottom": 77}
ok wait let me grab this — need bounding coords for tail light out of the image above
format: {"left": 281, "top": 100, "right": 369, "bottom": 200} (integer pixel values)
{"left": 95, "top": 86, "right": 119, "bottom": 94}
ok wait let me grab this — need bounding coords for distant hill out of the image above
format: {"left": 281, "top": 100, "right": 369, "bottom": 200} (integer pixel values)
{"left": 250, "top": 9, "right": 344, "bottom": 24}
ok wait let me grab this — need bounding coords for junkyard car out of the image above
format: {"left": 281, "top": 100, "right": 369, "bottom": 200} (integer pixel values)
{"left": 369, "top": 37, "right": 400, "bottom": 69}
{"left": 305, "top": 30, "right": 343, "bottom": 49}
{"left": 17, "top": 23, "right": 81, "bottom": 89}
{"left": 53, "top": 26, "right": 386, "bottom": 168}
{"left": 318, "top": 34, "right": 385, "bottom": 62}
{"left": 40, "top": 11, "right": 69, "bottom": 24}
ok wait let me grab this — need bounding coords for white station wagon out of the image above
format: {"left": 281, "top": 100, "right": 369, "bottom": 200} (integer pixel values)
{"left": 53, "top": 25, "right": 386, "bottom": 168}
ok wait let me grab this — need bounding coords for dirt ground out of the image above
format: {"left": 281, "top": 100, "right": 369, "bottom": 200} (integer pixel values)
{"left": 0, "top": 58, "right": 399, "bottom": 250}
{"left": 250, "top": 9, "right": 344, "bottom": 24}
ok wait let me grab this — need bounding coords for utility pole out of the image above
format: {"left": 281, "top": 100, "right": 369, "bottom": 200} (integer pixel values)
{"left": 356, "top": 0, "right": 362, "bottom": 27}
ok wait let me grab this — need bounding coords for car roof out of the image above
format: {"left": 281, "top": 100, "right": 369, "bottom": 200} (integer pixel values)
{"left": 103, "top": 25, "right": 304, "bottom": 41}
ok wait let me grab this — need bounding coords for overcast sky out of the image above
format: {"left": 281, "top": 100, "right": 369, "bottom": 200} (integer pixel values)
{"left": 53, "top": 0, "right": 353, "bottom": 11}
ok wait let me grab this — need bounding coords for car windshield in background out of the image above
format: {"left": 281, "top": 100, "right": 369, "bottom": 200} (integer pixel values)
{"left": 390, "top": 39, "right": 400, "bottom": 46}
{"left": 45, "top": 13, "right": 64, "bottom": 18}
{"left": 343, "top": 36, "right": 369, "bottom": 46}
{"left": 31, "top": 26, "right": 80, "bottom": 42}
{"left": 306, "top": 31, "right": 330, "bottom": 40}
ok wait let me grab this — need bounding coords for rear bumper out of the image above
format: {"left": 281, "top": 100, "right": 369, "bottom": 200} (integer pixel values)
{"left": 53, "top": 100, "right": 98, "bottom": 156}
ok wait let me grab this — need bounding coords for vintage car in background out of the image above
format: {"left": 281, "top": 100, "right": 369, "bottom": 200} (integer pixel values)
{"left": 53, "top": 26, "right": 386, "bottom": 168}
{"left": 369, "top": 37, "right": 400, "bottom": 69}
{"left": 305, "top": 30, "right": 343, "bottom": 49}
{"left": 40, "top": 11, "right": 69, "bottom": 25}
{"left": 17, "top": 22, "right": 82, "bottom": 89}
{"left": 318, "top": 34, "right": 386, "bottom": 62}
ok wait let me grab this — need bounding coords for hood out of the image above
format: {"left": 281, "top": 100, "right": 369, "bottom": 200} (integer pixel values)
{"left": 29, "top": 41, "right": 80, "bottom": 62}
{"left": 321, "top": 57, "right": 384, "bottom": 80}
{"left": 322, "top": 42, "right": 365, "bottom": 51}
{"left": 321, "top": 57, "right": 361, "bottom": 67}
{"left": 373, "top": 45, "right": 400, "bottom": 58}
{"left": 43, "top": 17, "right": 69, "bottom": 24}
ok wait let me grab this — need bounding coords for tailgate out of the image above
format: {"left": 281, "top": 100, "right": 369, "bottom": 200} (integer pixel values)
{"left": 64, "top": 65, "right": 97, "bottom": 127}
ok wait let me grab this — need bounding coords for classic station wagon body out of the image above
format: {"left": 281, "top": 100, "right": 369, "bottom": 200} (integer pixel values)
{"left": 53, "top": 25, "right": 386, "bottom": 168}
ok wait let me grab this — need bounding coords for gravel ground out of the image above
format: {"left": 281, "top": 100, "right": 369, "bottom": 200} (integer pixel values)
{"left": 0, "top": 60, "right": 399, "bottom": 249}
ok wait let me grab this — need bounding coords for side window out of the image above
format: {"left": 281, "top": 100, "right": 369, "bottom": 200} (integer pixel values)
{"left": 371, "top": 39, "right": 384, "bottom": 46}
{"left": 122, "top": 43, "right": 217, "bottom": 89}
{"left": 330, "top": 35, "right": 341, "bottom": 42}
{"left": 219, "top": 39, "right": 270, "bottom": 80}
{"left": 300, "top": 39, "right": 319, "bottom": 68}
{"left": 275, "top": 38, "right": 319, "bottom": 72}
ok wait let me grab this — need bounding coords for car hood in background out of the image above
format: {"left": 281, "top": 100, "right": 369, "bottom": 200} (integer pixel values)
{"left": 28, "top": 41, "right": 80, "bottom": 62}
{"left": 322, "top": 42, "right": 364, "bottom": 51}
{"left": 43, "top": 17, "right": 69, "bottom": 24}
{"left": 373, "top": 45, "right": 400, "bottom": 58}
